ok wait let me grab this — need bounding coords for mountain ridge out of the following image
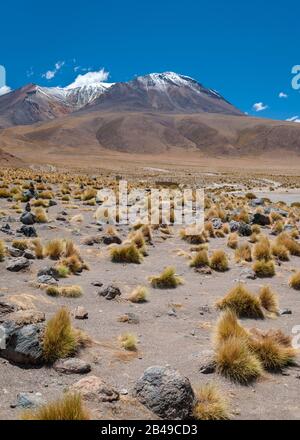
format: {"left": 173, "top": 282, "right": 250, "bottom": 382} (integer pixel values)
{"left": 0, "top": 72, "right": 242, "bottom": 128}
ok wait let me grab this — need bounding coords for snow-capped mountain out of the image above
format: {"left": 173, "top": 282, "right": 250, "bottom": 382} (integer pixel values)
{"left": 0, "top": 81, "right": 114, "bottom": 127}
{"left": 86, "top": 72, "right": 242, "bottom": 115}
{"left": 64, "top": 82, "right": 113, "bottom": 108}
{"left": 0, "top": 72, "right": 241, "bottom": 128}
{"left": 34, "top": 81, "right": 114, "bottom": 109}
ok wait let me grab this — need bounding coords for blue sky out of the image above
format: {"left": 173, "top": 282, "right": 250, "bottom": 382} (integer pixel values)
{"left": 0, "top": 0, "right": 300, "bottom": 121}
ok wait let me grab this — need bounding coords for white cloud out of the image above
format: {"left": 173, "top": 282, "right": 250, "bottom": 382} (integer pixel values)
{"left": 26, "top": 67, "right": 34, "bottom": 78}
{"left": 0, "top": 85, "right": 11, "bottom": 96}
{"left": 252, "top": 102, "right": 268, "bottom": 112}
{"left": 279, "top": 92, "right": 288, "bottom": 98}
{"left": 42, "top": 61, "right": 65, "bottom": 80}
{"left": 286, "top": 116, "right": 300, "bottom": 123}
{"left": 66, "top": 69, "right": 110, "bottom": 89}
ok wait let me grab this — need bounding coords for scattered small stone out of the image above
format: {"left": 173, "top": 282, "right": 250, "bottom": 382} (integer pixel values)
{"left": 102, "top": 235, "right": 122, "bottom": 245}
{"left": 211, "top": 217, "right": 223, "bottom": 229}
{"left": 91, "top": 281, "right": 103, "bottom": 287}
{"left": 238, "top": 223, "right": 252, "bottom": 237}
{"left": 118, "top": 312, "right": 140, "bottom": 324}
{"left": 23, "top": 250, "right": 35, "bottom": 260}
{"left": 37, "top": 275, "right": 58, "bottom": 285}
{"left": 279, "top": 308, "right": 292, "bottom": 316}
{"left": 199, "top": 349, "right": 216, "bottom": 374}
{"left": 16, "top": 392, "right": 45, "bottom": 408}
{"left": 74, "top": 306, "right": 88, "bottom": 320}
{"left": 37, "top": 266, "right": 59, "bottom": 280}
{"left": 239, "top": 268, "right": 257, "bottom": 280}
{"left": 98, "top": 285, "right": 121, "bottom": 300}
{"left": 20, "top": 212, "right": 36, "bottom": 226}
{"left": 6, "top": 257, "right": 31, "bottom": 272}
{"left": 7, "top": 247, "right": 23, "bottom": 258}
{"left": 199, "top": 305, "right": 211, "bottom": 315}
{"left": 17, "top": 225, "right": 37, "bottom": 237}
{"left": 119, "top": 388, "right": 128, "bottom": 395}
{"left": 70, "top": 376, "right": 119, "bottom": 402}
{"left": 56, "top": 215, "right": 67, "bottom": 222}
{"left": 53, "top": 358, "right": 91, "bottom": 374}
{"left": 194, "top": 266, "right": 212, "bottom": 275}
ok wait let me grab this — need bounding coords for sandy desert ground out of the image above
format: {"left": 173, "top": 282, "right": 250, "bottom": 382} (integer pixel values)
{"left": 0, "top": 165, "right": 299, "bottom": 420}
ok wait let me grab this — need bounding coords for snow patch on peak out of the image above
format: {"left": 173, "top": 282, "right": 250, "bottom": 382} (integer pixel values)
{"left": 135, "top": 72, "right": 223, "bottom": 100}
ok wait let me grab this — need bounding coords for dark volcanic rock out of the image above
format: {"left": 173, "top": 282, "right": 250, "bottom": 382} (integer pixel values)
{"left": 134, "top": 366, "right": 195, "bottom": 419}
{"left": 98, "top": 285, "right": 121, "bottom": 300}
{"left": 17, "top": 225, "right": 37, "bottom": 237}
{"left": 6, "top": 257, "right": 31, "bottom": 272}
{"left": 0, "top": 321, "right": 44, "bottom": 365}
{"left": 238, "top": 222, "right": 252, "bottom": 236}
{"left": 252, "top": 213, "right": 271, "bottom": 226}
{"left": 20, "top": 212, "right": 36, "bottom": 226}
{"left": 102, "top": 235, "right": 122, "bottom": 245}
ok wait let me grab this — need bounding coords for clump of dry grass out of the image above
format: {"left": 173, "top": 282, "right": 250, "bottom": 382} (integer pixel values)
{"left": 235, "top": 243, "right": 252, "bottom": 262}
{"left": 130, "top": 231, "right": 147, "bottom": 256}
{"left": 213, "top": 310, "right": 295, "bottom": 382}
{"left": 289, "top": 271, "right": 300, "bottom": 290}
{"left": 216, "top": 284, "right": 264, "bottom": 319}
{"left": 210, "top": 250, "right": 229, "bottom": 272}
{"left": 258, "top": 286, "right": 279, "bottom": 314}
{"left": 190, "top": 249, "right": 209, "bottom": 268}
{"left": 149, "top": 266, "right": 183, "bottom": 288}
{"left": 252, "top": 260, "right": 275, "bottom": 278}
{"left": 271, "top": 243, "right": 290, "bottom": 261}
{"left": 33, "top": 207, "right": 48, "bottom": 223}
{"left": 42, "top": 308, "right": 78, "bottom": 363}
{"left": 141, "top": 224, "right": 153, "bottom": 242}
{"left": 213, "top": 309, "right": 249, "bottom": 346}
{"left": 253, "top": 237, "right": 272, "bottom": 261}
{"left": 277, "top": 232, "right": 300, "bottom": 256}
{"left": 249, "top": 233, "right": 258, "bottom": 243}
{"left": 215, "top": 336, "right": 263, "bottom": 384}
{"left": 222, "top": 224, "right": 230, "bottom": 235}
{"left": 0, "top": 240, "right": 6, "bottom": 261}
{"left": 272, "top": 221, "right": 284, "bottom": 235}
{"left": 12, "top": 239, "right": 28, "bottom": 251}
{"left": 227, "top": 233, "right": 238, "bottom": 249}
{"left": 38, "top": 190, "right": 53, "bottom": 200}
{"left": 81, "top": 187, "right": 97, "bottom": 201}
{"left": 119, "top": 332, "right": 138, "bottom": 351}
{"left": 193, "top": 384, "right": 229, "bottom": 420}
{"left": 31, "top": 238, "right": 44, "bottom": 259}
{"left": 61, "top": 254, "right": 87, "bottom": 274}
{"left": 46, "top": 285, "right": 83, "bottom": 298}
{"left": 251, "top": 224, "right": 261, "bottom": 234}
{"left": 128, "top": 286, "right": 149, "bottom": 303}
{"left": 21, "top": 393, "right": 89, "bottom": 420}
{"left": 45, "top": 239, "right": 65, "bottom": 260}
{"left": 0, "top": 188, "right": 11, "bottom": 198}
{"left": 55, "top": 263, "right": 70, "bottom": 278}
{"left": 31, "top": 199, "right": 49, "bottom": 208}
{"left": 64, "top": 239, "right": 79, "bottom": 258}
{"left": 110, "top": 243, "right": 142, "bottom": 264}
{"left": 70, "top": 214, "right": 84, "bottom": 223}
{"left": 180, "top": 227, "right": 208, "bottom": 244}
{"left": 248, "top": 329, "right": 297, "bottom": 371}
{"left": 204, "top": 221, "right": 215, "bottom": 238}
